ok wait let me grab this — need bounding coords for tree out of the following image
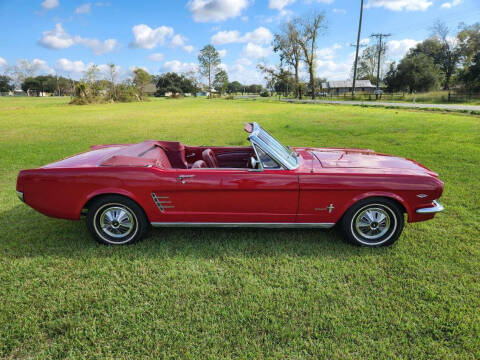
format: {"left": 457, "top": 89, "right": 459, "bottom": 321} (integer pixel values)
{"left": 295, "top": 11, "right": 327, "bottom": 99}
{"left": 273, "top": 20, "right": 303, "bottom": 98}
{"left": 355, "top": 45, "right": 386, "bottom": 84}
{"left": 459, "top": 52, "right": 480, "bottom": 91}
{"left": 213, "top": 69, "right": 229, "bottom": 95}
{"left": 183, "top": 70, "right": 201, "bottom": 96}
{"left": 257, "top": 64, "right": 293, "bottom": 96}
{"left": 105, "top": 63, "right": 119, "bottom": 100}
{"left": 429, "top": 21, "right": 462, "bottom": 89}
{"left": 0, "top": 75, "right": 13, "bottom": 92}
{"left": 457, "top": 22, "right": 480, "bottom": 68}
{"left": 227, "top": 81, "right": 243, "bottom": 94}
{"left": 155, "top": 72, "right": 194, "bottom": 96}
{"left": 393, "top": 54, "right": 443, "bottom": 93}
{"left": 198, "top": 44, "right": 221, "bottom": 99}
{"left": 132, "top": 68, "right": 152, "bottom": 100}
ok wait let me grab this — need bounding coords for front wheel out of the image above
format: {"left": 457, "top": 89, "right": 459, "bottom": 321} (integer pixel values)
{"left": 340, "top": 198, "right": 404, "bottom": 247}
{"left": 86, "top": 195, "right": 149, "bottom": 245}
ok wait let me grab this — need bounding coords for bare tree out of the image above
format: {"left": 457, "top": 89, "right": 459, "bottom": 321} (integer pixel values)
{"left": 9, "top": 60, "right": 37, "bottom": 94}
{"left": 273, "top": 21, "right": 303, "bottom": 98}
{"left": 430, "top": 20, "right": 461, "bottom": 90}
{"left": 295, "top": 11, "right": 327, "bottom": 99}
{"left": 183, "top": 69, "right": 201, "bottom": 97}
{"left": 105, "top": 63, "right": 119, "bottom": 100}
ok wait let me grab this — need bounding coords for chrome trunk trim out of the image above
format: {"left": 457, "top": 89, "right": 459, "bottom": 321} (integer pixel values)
{"left": 150, "top": 222, "right": 335, "bottom": 228}
{"left": 416, "top": 200, "right": 444, "bottom": 214}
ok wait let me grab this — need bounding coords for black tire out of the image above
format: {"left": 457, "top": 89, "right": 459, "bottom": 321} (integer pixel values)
{"left": 86, "top": 195, "right": 149, "bottom": 245}
{"left": 340, "top": 197, "right": 404, "bottom": 247}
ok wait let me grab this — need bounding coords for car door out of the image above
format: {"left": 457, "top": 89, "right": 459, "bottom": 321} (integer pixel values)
{"left": 163, "top": 168, "right": 299, "bottom": 223}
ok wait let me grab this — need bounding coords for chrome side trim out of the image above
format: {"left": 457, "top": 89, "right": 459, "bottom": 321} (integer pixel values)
{"left": 16, "top": 191, "right": 24, "bottom": 202}
{"left": 151, "top": 193, "right": 175, "bottom": 213}
{"left": 151, "top": 222, "right": 335, "bottom": 229}
{"left": 416, "top": 200, "right": 444, "bottom": 214}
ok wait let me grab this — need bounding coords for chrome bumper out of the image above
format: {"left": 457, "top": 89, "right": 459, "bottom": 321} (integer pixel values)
{"left": 416, "top": 200, "right": 444, "bottom": 214}
{"left": 16, "top": 191, "right": 24, "bottom": 202}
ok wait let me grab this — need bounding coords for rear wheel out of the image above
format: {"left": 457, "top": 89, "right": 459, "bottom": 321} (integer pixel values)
{"left": 340, "top": 197, "right": 404, "bottom": 247}
{"left": 86, "top": 195, "right": 149, "bottom": 245}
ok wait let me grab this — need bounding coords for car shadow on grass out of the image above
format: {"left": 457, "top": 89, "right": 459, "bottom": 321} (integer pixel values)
{"left": 1, "top": 205, "right": 393, "bottom": 260}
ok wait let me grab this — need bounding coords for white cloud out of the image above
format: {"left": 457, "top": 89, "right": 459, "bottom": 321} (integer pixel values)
{"left": 41, "top": 0, "right": 59, "bottom": 10}
{"left": 269, "top": 0, "right": 295, "bottom": 10}
{"left": 38, "top": 23, "right": 75, "bottom": 49}
{"left": 16, "top": 58, "right": 54, "bottom": 75}
{"left": 162, "top": 60, "right": 198, "bottom": 73}
{"left": 188, "top": 0, "right": 249, "bottom": 22}
{"left": 386, "top": 38, "right": 419, "bottom": 59}
{"left": 211, "top": 26, "right": 273, "bottom": 45}
{"left": 148, "top": 53, "right": 164, "bottom": 62}
{"left": 441, "top": 0, "right": 462, "bottom": 8}
{"left": 360, "top": 38, "right": 370, "bottom": 45}
{"left": 75, "top": 3, "right": 91, "bottom": 14}
{"left": 130, "top": 24, "right": 174, "bottom": 49}
{"left": 0, "top": 57, "right": 8, "bottom": 68}
{"left": 74, "top": 37, "right": 118, "bottom": 55}
{"left": 38, "top": 23, "right": 117, "bottom": 55}
{"left": 211, "top": 30, "right": 241, "bottom": 44}
{"left": 218, "top": 49, "right": 227, "bottom": 57}
{"left": 332, "top": 8, "right": 346, "bottom": 14}
{"left": 366, "top": 0, "right": 432, "bottom": 11}
{"left": 236, "top": 57, "right": 252, "bottom": 66}
{"left": 55, "top": 58, "right": 89, "bottom": 74}
{"left": 242, "top": 43, "right": 272, "bottom": 59}
{"left": 170, "top": 34, "right": 195, "bottom": 53}
{"left": 316, "top": 43, "right": 342, "bottom": 60}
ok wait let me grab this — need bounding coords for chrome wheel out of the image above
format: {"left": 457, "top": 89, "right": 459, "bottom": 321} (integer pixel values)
{"left": 354, "top": 207, "right": 391, "bottom": 240}
{"left": 98, "top": 205, "right": 135, "bottom": 240}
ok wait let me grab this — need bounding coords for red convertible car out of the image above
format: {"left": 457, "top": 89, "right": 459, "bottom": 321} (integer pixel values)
{"left": 16, "top": 123, "right": 444, "bottom": 247}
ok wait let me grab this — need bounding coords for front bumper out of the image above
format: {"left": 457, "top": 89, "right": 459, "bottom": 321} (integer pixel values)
{"left": 416, "top": 200, "right": 444, "bottom": 214}
{"left": 16, "top": 191, "right": 24, "bottom": 202}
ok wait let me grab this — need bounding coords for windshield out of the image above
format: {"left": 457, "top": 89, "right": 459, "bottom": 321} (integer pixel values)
{"left": 248, "top": 123, "right": 298, "bottom": 170}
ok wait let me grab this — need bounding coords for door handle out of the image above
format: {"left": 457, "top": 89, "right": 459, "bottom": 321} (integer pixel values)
{"left": 177, "top": 175, "right": 195, "bottom": 184}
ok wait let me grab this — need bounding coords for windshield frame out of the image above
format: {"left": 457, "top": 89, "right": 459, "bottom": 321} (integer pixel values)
{"left": 247, "top": 123, "right": 299, "bottom": 170}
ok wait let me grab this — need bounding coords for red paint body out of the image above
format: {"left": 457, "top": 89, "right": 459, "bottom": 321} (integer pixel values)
{"left": 16, "top": 140, "right": 444, "bottom": 225}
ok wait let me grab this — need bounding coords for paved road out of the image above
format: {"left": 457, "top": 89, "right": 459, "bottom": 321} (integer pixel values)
{"left": 281, "top": 99, "right": 480, "bottom": 112}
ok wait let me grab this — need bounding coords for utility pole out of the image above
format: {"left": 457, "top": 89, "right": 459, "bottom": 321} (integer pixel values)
{"left": 352, "top": 0, "right": 364, "bottom": 96}
{"left": 371, "top": 33, "right": 391, "bottom": 90}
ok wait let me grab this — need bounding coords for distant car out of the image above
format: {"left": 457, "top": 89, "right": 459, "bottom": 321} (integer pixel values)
{"left": 16, "top": 123, "right": 444, "bottom": 247}
{"left": 374, "top": 89, "right": 383, "bottom": 95}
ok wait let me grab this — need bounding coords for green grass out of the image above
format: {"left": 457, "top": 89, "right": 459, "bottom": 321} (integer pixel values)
{"left": 1, "top": 96, "right": 479, "bottom": 359}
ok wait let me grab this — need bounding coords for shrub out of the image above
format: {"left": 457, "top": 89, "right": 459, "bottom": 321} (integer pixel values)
{"left": 260, "top": 91, "right": 270, "bottom": 97}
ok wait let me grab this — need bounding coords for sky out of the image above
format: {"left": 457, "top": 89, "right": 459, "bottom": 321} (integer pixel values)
{"left": 0, "top": 0, "right": 479, "bottom": 84}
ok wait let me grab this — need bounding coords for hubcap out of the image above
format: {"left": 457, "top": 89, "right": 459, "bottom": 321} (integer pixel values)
{"left": 99, "top": 206, "right": 135, "bottom": 239}
{"left": 355, "top": 207, "right": 391, "bottom": 240}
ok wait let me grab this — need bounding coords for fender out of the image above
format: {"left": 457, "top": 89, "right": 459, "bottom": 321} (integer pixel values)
{"left": 338, "top": 191, "right": 412, "bottom": 222}
{"left": 80, "top": 188, "right": 148, "bottom": 220}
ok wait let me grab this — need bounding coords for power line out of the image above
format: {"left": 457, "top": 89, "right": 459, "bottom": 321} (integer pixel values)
{"left": 371, "top": 33, "right": 391, "bottom": 89}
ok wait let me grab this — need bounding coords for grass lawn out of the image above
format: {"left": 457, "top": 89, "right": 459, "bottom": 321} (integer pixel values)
{"left": 1, "top": 96, "right": 479, "bottom": 359}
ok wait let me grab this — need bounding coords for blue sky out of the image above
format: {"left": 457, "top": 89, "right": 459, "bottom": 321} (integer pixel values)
{"left": 0, "top": 0, "right": 479, "bottom": 83}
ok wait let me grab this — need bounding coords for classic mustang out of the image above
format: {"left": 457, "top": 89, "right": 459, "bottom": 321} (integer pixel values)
{"left": 16, "top": 123, "right": 444, "bottom": 247}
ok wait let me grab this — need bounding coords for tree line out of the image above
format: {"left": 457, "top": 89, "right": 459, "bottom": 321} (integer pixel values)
{"left": 383, "top": 22, "right": 480, "bottom": 93}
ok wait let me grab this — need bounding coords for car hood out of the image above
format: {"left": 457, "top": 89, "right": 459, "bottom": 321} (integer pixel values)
{"left": 298, "top": 147, "right": 438, "bottom": 176}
